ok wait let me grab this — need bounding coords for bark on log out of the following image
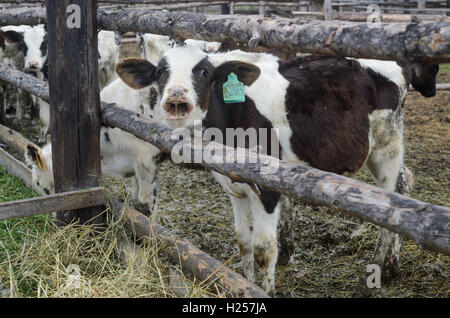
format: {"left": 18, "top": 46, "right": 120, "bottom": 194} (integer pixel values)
{"left": 331, "top": 1, "right": 446, "bottom": 7}
{"left": 1, "top": 7, "right": 450, "bottom": 63}
{"left": 292, "top": 11, "right": 450, "bottom": 22}
{"left": 1, "top": 62, "right": 449, "bottom": 257}
{"left": 353, "top": 6, "right": 450, "bottom": 13}
{"left": 0, "top": 62, "right": 49, "bottom": 101}
{"left": 110, "top": 201, "right": 269, "bottom": 298}
{"left": 96, "top": 8, "right": 450, "bottom": 64}
{"left": 0, "top": 124, "right": 40, "bottom": 158}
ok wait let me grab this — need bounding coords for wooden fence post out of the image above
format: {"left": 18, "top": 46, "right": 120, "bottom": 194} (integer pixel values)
{"left": 418, "top": 0, "right": 426, "bottom": 9}
{"left": 324, "top": 0, "right": 332, "bottom": 20}
{"left": 259, "top": 1, "right": 266, "bottom": 16}
{"left": 310, "top": 0, "right": 323, "bottom": 12}
{"left": 221, "top": 3, "right": 230, "bottom": 15}
{"left": 46, "top": 0, "right": 104, "bottom": 226}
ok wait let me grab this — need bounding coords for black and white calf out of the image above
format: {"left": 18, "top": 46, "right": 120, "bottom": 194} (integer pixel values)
{"left": 0, "top": 25, "right": 48, "bottom": 75}
{"left": 114, "top": 46, "right": 439, "bottom": 294}
{"left": 0, "top": 25, "right": 48, "bottom": 122}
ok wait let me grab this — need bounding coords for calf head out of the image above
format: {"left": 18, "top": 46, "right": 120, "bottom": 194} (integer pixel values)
{"left": 116, "top": 47, "right": 260, "bottom": 129}
{"left": 25, "top": 143, "right": 54, "bottom": 195}
{"left": 411, "top": 63, "right": 439, "bottom": 97}
{"left": 23, "top": 25, "right": 48, "bottom": 74}
{"left": 0, "top": 29, "right": 27, "bottom": 57}
{"left": 1, "top": 25, "right": 47, "bottom": 75}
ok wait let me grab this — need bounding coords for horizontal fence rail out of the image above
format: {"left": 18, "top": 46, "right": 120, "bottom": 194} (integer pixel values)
{"left": 1, "top": 63, "right": 449, "bottom": 256}
{"left": 1, "top": 7, "right": 450, "bottom": 63}
{"left": 292, "top": 11, "right": 450, "bottom": 22}
{"left": 0, "top": 188, "right": 108, "bottom": 221}
{"left": 4, "top": 0, "right": 448, "bottom": 5}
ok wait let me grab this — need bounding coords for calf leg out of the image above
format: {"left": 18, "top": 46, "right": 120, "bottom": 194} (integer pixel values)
{"left": 278, "top": 195, "right": 298, "bottom": 265}
{"left": 366, "top": 136, "right": 405, "bottom": 281}
{"left": 229, "top": 196, "right": 255, "bottom": 283}
{"left": 133, "top": 155, "right": 159, "bottom": 218}
{"left": 252, "top": 196, "right": 282, "bottom": 296}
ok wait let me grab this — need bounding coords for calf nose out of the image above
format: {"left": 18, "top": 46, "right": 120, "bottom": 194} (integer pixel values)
{"left": 28, "top": 61, "right": 39, "bottom": 69}
{"left": 167, "top": 86, "right": 188, "bottom": 99}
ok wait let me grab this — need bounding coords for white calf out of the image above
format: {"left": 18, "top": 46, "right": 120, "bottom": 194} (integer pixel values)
{"left": 139, "top": 33, "right": 176, "bottom": 66}
{"left": 184, "top": 39, "right": 222, "bottom": 53}
{"left": 98, "top": 30, "right": 120, "bottom": 90}
{"left": 26, "top": 76, "right": 162, "bottom": 216}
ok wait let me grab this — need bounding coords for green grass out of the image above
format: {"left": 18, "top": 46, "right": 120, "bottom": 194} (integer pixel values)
{"left": 439, "top": 63, "right": 450, "bottom": 74}
{"left": 0, "top": 165, "right": 50, "bottom": 264}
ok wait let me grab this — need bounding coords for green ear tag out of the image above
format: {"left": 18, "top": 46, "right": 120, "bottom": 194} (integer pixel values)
{"left": 223, "top": 72, "right": 245, "bottom": 104}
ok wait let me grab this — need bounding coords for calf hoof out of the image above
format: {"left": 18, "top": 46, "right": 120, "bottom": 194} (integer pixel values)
{"left": 357, "top": 271, "right": 376, "bottom": 297}
{"left": 262, "top": 280, "right": 275, "bottom": 298}
{"left": 133, "top": 202, "right": 152, "bottom": 217}
{"left": 277, "top": 247, "right": 291, "bottom": 266}
{"left": 278, "top": 226, "right": 295, "bottom": 265}
{"left": 380, "top": 254, "right": 401, "bottom": 283}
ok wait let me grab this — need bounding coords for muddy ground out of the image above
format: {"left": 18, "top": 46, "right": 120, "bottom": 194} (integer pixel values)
{"left": 2, "top": 70, "right": 448, "bottom": 298}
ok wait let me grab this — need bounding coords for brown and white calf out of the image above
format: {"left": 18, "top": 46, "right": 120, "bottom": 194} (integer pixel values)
{"left": 114, "top": 47, "right": 437, "bottom": 294}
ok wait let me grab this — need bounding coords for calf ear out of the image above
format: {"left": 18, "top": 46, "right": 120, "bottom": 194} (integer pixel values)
{"left": 3, "top": 30, "right": 24, "bottom": 44}
{"left": 26, "top": 145, "right": 47, "bottom": 171}
{"left": 213, "top": 60, "right": 261, "bottom": 86}
{"left": 116, "top": 57, "right": 157, "bottom": 89}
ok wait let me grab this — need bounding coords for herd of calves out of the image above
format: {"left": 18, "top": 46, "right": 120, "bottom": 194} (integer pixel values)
{"left": 0, "top": 24, "right": 440, "bottom": 295}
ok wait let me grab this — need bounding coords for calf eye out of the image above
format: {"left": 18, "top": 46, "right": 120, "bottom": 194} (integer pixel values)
{"left": 156, "top": 68, "right": 162, "bottom": 79}
{"left": 200, "top": 68, "right": 209, "bottom": 78}
{"left": 156, "top": 66, "right": 168, "bottom": 79}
